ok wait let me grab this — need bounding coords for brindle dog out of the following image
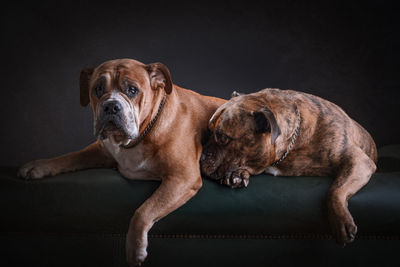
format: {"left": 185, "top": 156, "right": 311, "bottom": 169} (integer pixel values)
{"left": 200, "top": 88, "right": 377, "bottom": 246}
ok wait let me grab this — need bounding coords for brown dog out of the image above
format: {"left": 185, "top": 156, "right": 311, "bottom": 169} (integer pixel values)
{"left": 200, "top": 88, "right": 377, "bottom": 246}
{"left": 18, "top": 59, "right": 226, "bottom": 266}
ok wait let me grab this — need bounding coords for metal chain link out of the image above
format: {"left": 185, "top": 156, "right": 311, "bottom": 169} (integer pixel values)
{"left": 271, "top": 104, "right": 301, "bottom": 166}
{"left": 122, "top": 93, "right": 167, "bottom": 149}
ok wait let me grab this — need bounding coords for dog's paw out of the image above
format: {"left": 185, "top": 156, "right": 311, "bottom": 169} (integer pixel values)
{"left": 127, "top": 249, "right": 147, "bottom": 267}
{"left": 17, "top": 159, "right": 54, "bottom": 180}
{"left": 328, "top": 207, "right": 358, "bottom": 246}
{"left": 126, "top": 229, "right": 148, "bottom": 267}
{"left": 221, "top": 169, "right": 250, "bottom": 188}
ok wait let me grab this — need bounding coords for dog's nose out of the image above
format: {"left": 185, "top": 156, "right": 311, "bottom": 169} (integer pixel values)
{"left": 103, "top": 101, "right": 122, "bottom": 115}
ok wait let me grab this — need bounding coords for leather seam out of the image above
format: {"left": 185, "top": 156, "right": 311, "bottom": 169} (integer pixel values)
{"left": 1, "top": 232, "right": 399, "bottom": 240}
{"left": 148, "top": 233, "right": 400, "bottom": 240}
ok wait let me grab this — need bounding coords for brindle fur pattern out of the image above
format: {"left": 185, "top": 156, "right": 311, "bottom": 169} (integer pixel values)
{"left": 200, "top": 88, "right": 377, "bottom": 246}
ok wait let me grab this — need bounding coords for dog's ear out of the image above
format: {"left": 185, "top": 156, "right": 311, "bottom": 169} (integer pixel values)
{"left": 253, "top": 107, "right": 281, "bottom": 144}
{"left": 231, "top": 91, "right": 243, "bottom": 98}
{"left": 145, "top": 62, "right": 173, "bottom": 94}
{"left": 79, "top": 67, "right": 94, "bottom": 107}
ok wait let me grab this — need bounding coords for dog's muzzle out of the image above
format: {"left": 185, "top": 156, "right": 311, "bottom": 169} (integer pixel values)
{"left": 200, "top": 145, "right": 225, "bottom": 179}
{"left": 94, "top": 100, "right": 137, "bottom": 140}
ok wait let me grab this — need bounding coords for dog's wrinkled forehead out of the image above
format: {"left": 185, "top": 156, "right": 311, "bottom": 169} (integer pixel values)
{"left": 210, "top": 101, "right": 252, "bottom": 139}
{"left": 92, "top": 59, "right": 150, "bottom": 90}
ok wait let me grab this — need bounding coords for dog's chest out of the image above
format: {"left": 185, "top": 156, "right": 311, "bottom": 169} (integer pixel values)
{"left": 103, "top": 140, "right": 160, "bottom": 180}
{"left": 265, "top": 166, "right": 281, "bottom": 176}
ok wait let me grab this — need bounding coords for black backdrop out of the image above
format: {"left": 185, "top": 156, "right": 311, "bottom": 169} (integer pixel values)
{"left": 1, "top": 0, "right": 399, "bottom": 166}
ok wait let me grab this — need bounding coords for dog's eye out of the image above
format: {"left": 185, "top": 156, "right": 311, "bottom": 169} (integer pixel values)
{"left": 95, "top": 86, "right": 104, "bottom": 98}
{"left": 126, "top": 86, "right": 139, "bottom": 97}
{"left": 216, "top": 132, "right": 231, "bottom": 146}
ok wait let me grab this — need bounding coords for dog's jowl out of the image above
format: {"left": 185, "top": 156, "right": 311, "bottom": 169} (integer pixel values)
{"left": 200, "top": 88, "right": 377, "bottom": 246}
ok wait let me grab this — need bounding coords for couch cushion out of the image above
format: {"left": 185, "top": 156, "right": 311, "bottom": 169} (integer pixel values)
{"left": 1, "top": 145, "right": 400, "bottom": 238}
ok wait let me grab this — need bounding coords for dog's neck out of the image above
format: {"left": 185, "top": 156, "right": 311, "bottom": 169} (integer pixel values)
{"left": 271, "top": 104, "right": 301, "bottom": 166}
{"left": 121, "top": 93, "right": 167, "bottom": 149}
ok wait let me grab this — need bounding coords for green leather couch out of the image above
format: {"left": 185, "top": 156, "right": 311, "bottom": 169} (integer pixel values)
{"left": 1, "top": 145, "right": 399, "bottom": 267}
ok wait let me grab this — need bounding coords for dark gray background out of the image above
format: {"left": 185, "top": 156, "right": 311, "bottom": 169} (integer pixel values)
{"left": 1, "top": 0, "right": 399, "bottom": 166}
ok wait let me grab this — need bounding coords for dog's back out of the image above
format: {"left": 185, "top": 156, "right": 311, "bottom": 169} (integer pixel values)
{"left": 255, "top": 88, "right": 377, "bottom": 175}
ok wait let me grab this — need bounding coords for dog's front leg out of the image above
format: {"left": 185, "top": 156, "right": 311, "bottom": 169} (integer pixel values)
{"left": 18, "top": 140, "right": 116, "bottom": 179}
{"left": 126, "top": 172, "right": 202, "bottom": 266}
{"left": 327, "top": 147, "right": 376, "bottom": 246}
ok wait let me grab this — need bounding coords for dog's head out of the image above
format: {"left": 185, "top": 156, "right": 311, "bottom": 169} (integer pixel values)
{"left": 79, "top": 59, "right": 172, "bottom": 146}
{"left": 200, "top": 92, "right": 281, "bottom": 179}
